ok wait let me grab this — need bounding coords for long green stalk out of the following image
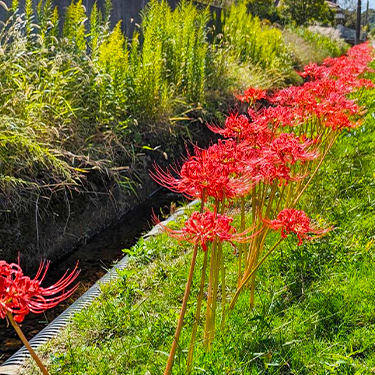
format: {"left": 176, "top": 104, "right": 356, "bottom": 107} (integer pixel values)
{"left": 164, "top": 242, "right": 200, "bottom": 375}
{"left": 164, "top": 192, "right": 206, "bottom": 375}
{"left": 237, "top": 196, "right": 246, "bottom": 287}
{"left": 186, "top": 249, "right": 208, "bottom": 372}
{"left": 229, "top": 238, "right": 283, "bottom": 310}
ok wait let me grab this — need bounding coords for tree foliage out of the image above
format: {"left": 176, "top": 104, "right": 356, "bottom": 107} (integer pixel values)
{"left": 247, "top": 0, "right": 279, "bottom": 21}
{"left": 280, "top": 0, "right": 334, "bottom": 26}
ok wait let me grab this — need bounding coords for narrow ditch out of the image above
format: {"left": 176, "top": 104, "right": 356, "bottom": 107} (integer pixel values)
{"left": 0, "top": 188, "right": 182, "bottom": 365}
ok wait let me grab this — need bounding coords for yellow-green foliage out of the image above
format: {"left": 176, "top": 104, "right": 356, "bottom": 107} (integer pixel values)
{"left": 135, "top": 17, "right": 166, "bottom": 116}
{"left": 98, "top": 22, "right": 128, "bottom": 74}
{"left": 25, "top": 0, "right": 33, "bottom": 36}
{"left": 11, "top": 0, "right": 19, "bottom": 11}
{"left": 132, "top": 0, "right": 209, "bottom": 115}
{"left": 170, "top": 0, "right": 209, "bottom": 102}
{"left": 94, "top": 0, "right": 210, "bottom": 121}
{"left": 36, "top": 0, "right": 53, "bottom": 41}
{"left": 222, "top": 2, "right": 293, "bottom": 72}
{"left": 96, "top": 21, "right": 130, "bottom": 122}
{"left": 63, "top": 0, "right": 87, "bottom": 51}
{"left": 50, "top": 7, "right": 59, "bottom": 38}
{"left": 89, "top": 2, "right": 102, "bottom": 52}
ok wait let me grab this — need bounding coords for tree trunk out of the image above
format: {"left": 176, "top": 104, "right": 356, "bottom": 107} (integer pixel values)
{"left": 356, "top": 0, "right": 361, "bottom": 45}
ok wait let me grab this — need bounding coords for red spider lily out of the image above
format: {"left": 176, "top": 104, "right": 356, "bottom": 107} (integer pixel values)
{"left": 206, "top": 139, "right": 264, "bottom": 180}
{"left": 155, "top": 210, "right": 256, "bottom": 251}
{"left": 248, "top": 133, "right": 318, "bottom": 185}
{"left": 237, "top": 87, "right": 267, "bottom": 104}
{"left": 270, "top": 79, "right": 363, "bottom": 130}
{"left": 338, "top": 77, "right": 375, "bottom": 91}
{"left": 299, "top": 62, "right": 329, "bottom": 81}
{"left": 206, "top": 139, "right": 249, "bottom": 175}
{"left": 254, "top": 105, "right": 302, "bottom": 129}
{"left": 251, "top": 158, "right": 296, "bottom": 185}
{"left": 0, "top": 260, "right": 79, "bottom": 323}
{"left": 207, "top": 112, "right": 272, "bottom": 146}
{"left": 323, "top": 108, "right": 362, "bottom": 130}
{"left": 263, "top": 209, "right": 331, "bottom": 245}
{"left": 271, "top": 85, "right": 303, "bottom": 107}
{"left": 273, "top": 80, "right": 347, "bottom": 108}
{"left": 150, "top": 146, "right": 252, "bottom": 201}
{"left": 323, "top": 53, "right": 373, "bottom": 81}
{"left": 265, "top": 133, "right": 319, "bottom": 165}
{"left": 207, "top": 113, "right": 252, "bottom": 140}
{"left": 327, "top": 45, "right": 374, "bottom": 87}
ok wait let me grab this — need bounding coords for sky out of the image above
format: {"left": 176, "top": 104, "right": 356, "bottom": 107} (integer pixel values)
{"left": 338, "top": 0, "right": 375, "bottom": 10}
{"left": 364, "top": 0, "right": 375, "bottom": 10}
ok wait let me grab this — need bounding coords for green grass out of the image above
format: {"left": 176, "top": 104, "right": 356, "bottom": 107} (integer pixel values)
{"left": 218, "top": 2, "right": 297, "bottom": 84}
{"left": 20, "top": 69, "right": 375, "bottom": 374}
{"left": 282, "top": 30, "right": 333, "bottom": 67}
{"left": 291, "top": 27, "right": 349, "bottom": 62}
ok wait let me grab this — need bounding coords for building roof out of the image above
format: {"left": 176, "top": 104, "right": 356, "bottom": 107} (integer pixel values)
{"left": 326, "top": 1, "right": 342, "bottom": 10}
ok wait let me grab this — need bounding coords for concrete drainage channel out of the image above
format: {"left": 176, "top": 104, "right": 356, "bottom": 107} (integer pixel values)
{"left": 0, "top": 200, "right": 198, "bottom": 375}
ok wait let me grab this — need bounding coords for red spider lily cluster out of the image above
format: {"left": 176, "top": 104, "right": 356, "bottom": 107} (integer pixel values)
{"left": 263, "top": 209, "right": 331, "bottom": 245}
{"left": 0, "top": 259, "right": 79, "bottom": 374}
{"left": 236, "top": 87, "right": 267, "bottom": 105}
{"left": 155, "top": 210, "right": 256, "bottom": 251}
{"left": 152, "top": 42, "right": 374, "bottom": 375}
{"left": 0, "top": 260, "right": 79, "bottom": 323}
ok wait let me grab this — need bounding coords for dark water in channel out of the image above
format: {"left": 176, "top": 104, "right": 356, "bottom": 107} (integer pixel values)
{"left": 0, "top": 189, "right": 182, "bottom": 365}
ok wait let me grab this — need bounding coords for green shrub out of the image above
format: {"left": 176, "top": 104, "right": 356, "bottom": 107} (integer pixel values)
{"left": 134, "top": 0, "right": 210, "bottom": 114}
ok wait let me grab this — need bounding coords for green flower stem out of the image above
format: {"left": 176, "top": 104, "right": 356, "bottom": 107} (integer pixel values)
{"left": 249, "top": 227, "right": 269, "bottom": 308}
{"left": 164, "top": 192, "right": 206, "bottom": 375}
{"left": 229, "top": 237, "right": 283, "bottom": 310}
{"left": 208, "top": 241, "right": 222, "bottom": 347}
{"left": 237, "top": 196, "right": 246, "bottom": 287}
{"left": 186, "top": 249, "right": 208, "bottom": 373}
{"left": 220, "top": 243, "right": 227, "bottom": 331}
{"left": 204, "top": 236, "right": 218, "bottom": 351}
{"left": 164, "top": 242, "right": 200, "bottom": 375}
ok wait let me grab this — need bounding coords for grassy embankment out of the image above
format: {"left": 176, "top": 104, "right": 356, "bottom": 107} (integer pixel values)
{"left": 0, "top": 0, "right": 346, "bottom": 222}
{"left": 20, "top": 60, "right": 375, "bottom": 374}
